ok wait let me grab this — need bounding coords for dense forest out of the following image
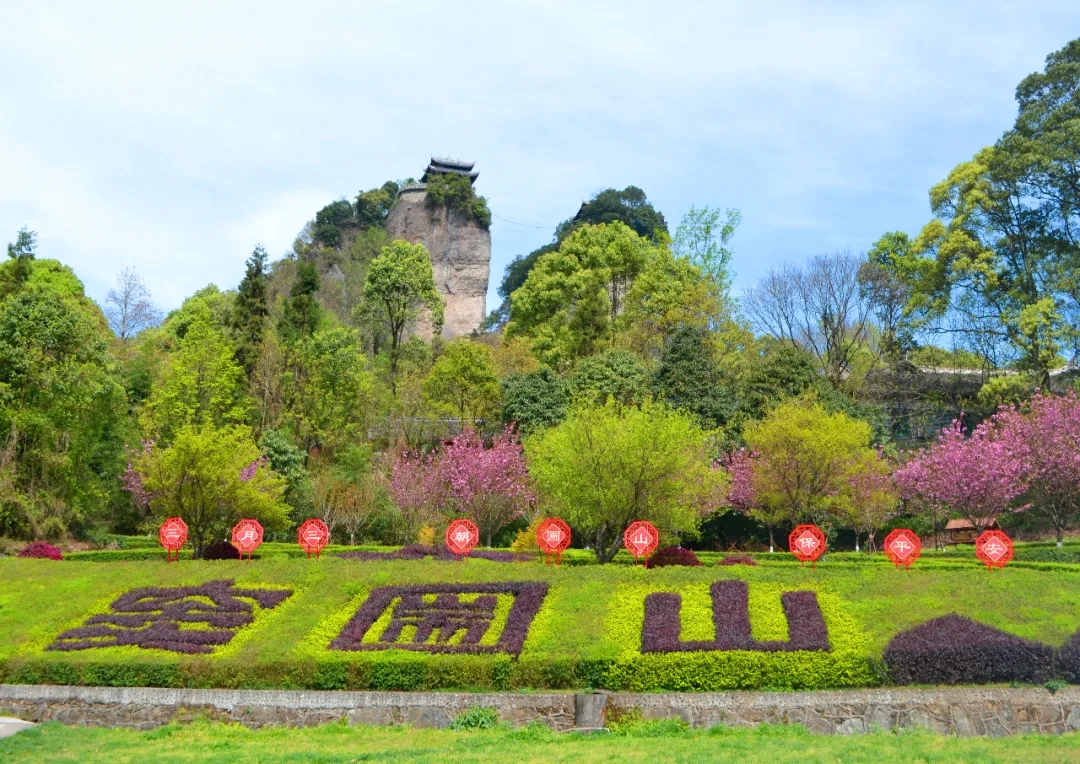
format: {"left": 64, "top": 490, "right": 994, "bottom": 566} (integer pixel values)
{"left": 2, "top": 39, "right": 1079, "bottom": 555}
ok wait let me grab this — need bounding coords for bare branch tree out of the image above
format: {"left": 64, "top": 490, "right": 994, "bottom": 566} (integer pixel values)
{"left": 105, "top": 268, "right": 162, "bottom": 339}
{"left": 743, "top": 250, "right": 875, "bottom": 387}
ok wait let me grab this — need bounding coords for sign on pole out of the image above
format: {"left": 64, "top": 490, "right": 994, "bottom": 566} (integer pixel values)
{"left": 445, "top": 518, "right": 479, "bottom": 561}
{"left": 975, "top": 529, "right": 1013, "bottom": 570}
{"left": 883, "top": 528, "right": 922, "bottom": 570}
{"left": 159, "top": 517, "right": 188, "bottom": 563}
{"left": 789, "top": 524, "right": 826, "bottom": 568}
{"left": 297, "top": 518, "right": 330, "bottom": 559}
{"left": 623, "top": 521, "right": 659, "bottom": 568}
{"left": 536, "top": 517, "right": 571, "bottom": 566}
{"left": 231, "top": 518, "right": 264, "bottom": 561}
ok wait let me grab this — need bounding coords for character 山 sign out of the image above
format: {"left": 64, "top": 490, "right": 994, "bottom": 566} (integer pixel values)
{"left": 231, "top": 518, "right": 264, "bottom": 561}
{"left": 445, "top": 518, "right": 479, "bottom": 560}
{"left": 789, "top": 524, "right": 826, "bottom": 568}
{"left": 158, "top": 517, "right": 188, "bottom": 562}
{"left": 536, "top": 517, "right": 571, "bottom": 566}
{"left": 623, "top": 520, "right": 659, "bottom": 568}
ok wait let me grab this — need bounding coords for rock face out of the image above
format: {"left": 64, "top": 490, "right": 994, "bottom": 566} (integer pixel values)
{"left": 384, "top": 186, "right": 491, "bottom": 339}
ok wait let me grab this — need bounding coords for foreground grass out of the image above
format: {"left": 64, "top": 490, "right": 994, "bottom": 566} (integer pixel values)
{"left": 4, "top": 720, "right": 1080, "bottom": 763}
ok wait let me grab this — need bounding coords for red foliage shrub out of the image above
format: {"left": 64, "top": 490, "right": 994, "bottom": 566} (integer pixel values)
{"left": 717, "top": 554, "right": 758, "bottom": 566}
{"left": 648, "top": 546, "right": 702, "bottom": 568}
{"left": 883, "top": 614, "right": 1056, "bottom": 685}
{"left": 1056, "top": 629, "right": 1080, "bottom": 683}
{"left": 202, "top": 541, "right": 241, "bottom": 560}
{"left": 17, "top": 541, "right": 62, "bottom": 560}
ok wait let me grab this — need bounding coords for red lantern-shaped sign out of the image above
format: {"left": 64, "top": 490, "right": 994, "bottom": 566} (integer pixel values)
{"left": 445, "top": 518, "right": 479, "bottom": 560}
{"left": 536, "top": 517, "right": 571, "bottom": 566}
{"left": 883, "top": 528, "right": 922, "bottom": 570}
{"left": 976, "top": 529, "right": 1013, "bottom": 570}
{"left": 158, "top": 517, "right": 188, "bottom": 562}
{"left": 231, "top": 518, "right": 264, "bottom": 561}
{"left": 789, "top": 524, "right": 827, "bottom": 568}
{"left": 297, "top": 518, "right": 330, "bottom": 559}
{"left": 623, "top": 521, "right": 659, "bottom": 568}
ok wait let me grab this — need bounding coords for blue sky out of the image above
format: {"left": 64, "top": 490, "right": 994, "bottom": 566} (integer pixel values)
{"left": 1, "top": 1, "right": 1078, "bottom": 315}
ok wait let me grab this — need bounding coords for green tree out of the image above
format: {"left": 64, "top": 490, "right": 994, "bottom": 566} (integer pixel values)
{"left": 279, "top": 261, "right": 322, "bottom": 343}
{"left": 287, "top": 327, "right": 375, "bottom": 453}
{"left": 653, "top": 326, "right": 734, "bottom": 430}
{"left": 501, "top": 367, "right": 570, "bottom": 434}
{"left": 4, "top": 227, "right": 36, "bottom": 292}
{"left": 423, "top": 340, "right": 502, "bottom": 424}
{"left": 259, "top": 428, "right": 312, "bottom": 522}
{"left": 313, "top": 199, "right": 354, "bottom": 247}
{"left": 141, "top": 305, "right": 252, "bottom": 443}
{"left": 359, "top": 240, "right": 443, "bottom": 387}
{"left": 743, "top": 397, "right": 874, "bottom": 536}
{"left": 556, "top": 186, "right": 668, "bottom": 242}
{"left": 505, "top": 222, "right": 658, "bottom": 367}
{"left": 355, "top": 181, "right": 400, "bottom": 229}
{"left": 231, "top": 245, "right": 270, "bottom": 373}
{"left": 672, "top": 205, "right": 741, "bottom": 291}
{"left": 136, "top": 424, "right": 290, "bottom": 557}
{"left": 424, "top": 173, "right": 491, "bottom": 228}
{"left": 526, "top": 399, "right": 727, "bottom": 563}
{"left": 567, "top": 348, "right": 650, "bottom": 406}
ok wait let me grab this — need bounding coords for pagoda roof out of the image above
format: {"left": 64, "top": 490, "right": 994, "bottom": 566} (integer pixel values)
{"left": 422, "top": 157, "right": 479, "bottom": 183}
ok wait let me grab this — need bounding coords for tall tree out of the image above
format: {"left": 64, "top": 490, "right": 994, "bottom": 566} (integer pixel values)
{"left": 105, "top": 267, "right": 162, "bottom": 340}
{"left": 278, "top": 260, "right": 322, "bottom": 343}
{"left": 359, "top": 240, "right": 443, "bottom": 387}
{"left": 422, "top": 340, "right": 502, "bottom": 425}
{"left": 4, "top": 227, "right": 36, "bottom": 292}
{"left": 653, "top": 326, "right": 734, "bottom": 431}
{"left": 672, "top": 205, "right": 741, "bottom": 292}
{"left": 231, "top": 246, "right": 270, "bottom": 372}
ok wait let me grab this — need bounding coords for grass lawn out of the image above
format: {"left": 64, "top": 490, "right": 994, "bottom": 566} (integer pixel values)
{"left": 3, "top": 555, "right": 1080, "bottom": 690}
{"left": 4, "top": 720, "right": 1080, "bottom": 763}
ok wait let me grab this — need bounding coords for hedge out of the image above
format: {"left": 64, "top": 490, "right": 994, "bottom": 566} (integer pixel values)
{"left": 4, "top": 556, "right": 1080, "bottom": 691}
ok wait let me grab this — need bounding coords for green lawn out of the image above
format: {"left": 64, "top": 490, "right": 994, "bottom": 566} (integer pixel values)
{"left": 3, "top": 555, "right": 1080, "bottom": 690}
{"left": 4, "top": 720, "right": 1080, "bottom": 763}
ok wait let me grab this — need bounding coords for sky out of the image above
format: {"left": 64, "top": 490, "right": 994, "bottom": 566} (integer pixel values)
{"left": 2, "top": 1, "right": 1078, "bottom": 316}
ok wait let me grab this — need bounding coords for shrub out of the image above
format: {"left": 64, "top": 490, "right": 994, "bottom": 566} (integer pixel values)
{"left": 203, "top": 541, "right": 241, "bottom": 560}
{"left": 449, "top": 706, "right": 501, "bottom": 730}
{"left": 17, "top": 542, "right": 62, "bottom": 560}
{"left": 717, "top": 554, "right": 758, "bottom": 566}
{"left": 649, "top": 546, "right": 702, "bottom": 568}
{"left": 883, "top": 614, "right": 1056, "bottom": 685}
{"left": 1058, "top": 629, "right": 1080, "bottom": 683}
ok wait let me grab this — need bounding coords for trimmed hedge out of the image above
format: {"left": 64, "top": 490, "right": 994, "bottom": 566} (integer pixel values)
{"left": 883, "top": 615, "right": 1057, "bottom": 685}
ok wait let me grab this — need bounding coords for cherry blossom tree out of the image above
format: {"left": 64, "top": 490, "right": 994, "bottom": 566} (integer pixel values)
{"left": 842, "top": 450, "right": 898, "bottom": 553}
{"left": 894, "top": 418, "right": 1027, "bottom": 548}
{"left": 388, "top": 448, "right": 442, "bottom": 544}
{"left": 992, "top": 391, "right": 1080, "bottom": 546}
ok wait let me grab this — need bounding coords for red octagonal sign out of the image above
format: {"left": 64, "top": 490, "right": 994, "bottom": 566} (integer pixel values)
{"left": 445, "top": 518, "right": 479, "bottom": 560}
{"left": 976, "top": 529, "right": 1013, "bottom": 570}
{"left": 231, "top": 518, "right": 264, "bottom": 561}
{"left": 159, "top": 517, "right": 188, "bottom": 562}
{"left": 297, "top": 518, "right": 330, "bottom": 559}
{"left": 536, "top": 517, "right": 571, "bottom": 566}
{"left": 624, "top": 520, "right": 659, "bottom": 568}
{"left": 789, "top": 524, "right": 826, "bottom": 568}
{"left": 883, "top": 528, "right": 922, "bottom": 570}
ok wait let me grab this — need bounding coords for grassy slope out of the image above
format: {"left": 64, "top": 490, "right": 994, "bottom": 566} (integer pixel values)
{"left": 4, "top": 720, "right": 1080, "bottom": 763}
{"left": 2, "top": 555, "right": 1080, "bottom": 690}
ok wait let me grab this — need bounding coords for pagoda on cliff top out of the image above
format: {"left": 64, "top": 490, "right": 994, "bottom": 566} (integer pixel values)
{"left": 422, "top": 157, "right": 479, "bottom": 184}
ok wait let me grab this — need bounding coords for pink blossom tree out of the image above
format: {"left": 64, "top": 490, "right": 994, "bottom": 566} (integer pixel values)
{"left": 721, "top": 448, "right": 784, "bottom": 553}
{"left": 992, "top": 391, "right": 1080, "bottom": 546}
{"left": 842, "top": 450, "right": 898, "bottom": 553}
{"left": 437, "top": 426, "right": 534, "bottom": 548}
{"left": 388, "top": 447, "right": 443, "bottom": 544}
{"left": 894, "top": 418, "right": 1027, "bottom": 548}
{"left": 120, "top": 440, "right": 155, "bottom": 511}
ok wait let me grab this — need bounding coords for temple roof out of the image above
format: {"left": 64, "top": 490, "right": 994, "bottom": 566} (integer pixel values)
{"left": 422, "top": 157, "right": 479, "bottom": 183}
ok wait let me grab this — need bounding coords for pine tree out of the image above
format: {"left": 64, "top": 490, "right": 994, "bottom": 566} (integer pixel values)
{"left": 231, "top": 246, "right": 269, "bottom": 372}
{"left": 279, "top": 260, "right": 321, "bottom": 343}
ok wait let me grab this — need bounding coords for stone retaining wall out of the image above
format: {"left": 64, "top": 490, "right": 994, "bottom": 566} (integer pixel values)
{"left": 4, "top": 684, "right": 1080, "bottom": 736}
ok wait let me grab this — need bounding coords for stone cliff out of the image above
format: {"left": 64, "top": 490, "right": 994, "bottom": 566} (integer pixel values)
{"left": 384, "top": 185, "right": 491, "bottom": 339}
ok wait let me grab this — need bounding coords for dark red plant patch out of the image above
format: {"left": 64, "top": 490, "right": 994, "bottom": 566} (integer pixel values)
{"left": 202, "top": 541, "right": 241, "bottom": 560}
{"left": 17, "top": 541, "right": 62, "bottom": 560}
{"left": 641, "top": 580, "right": 829, "bottom": 653}
{"left": 330, "top": 582, "right": 548, "bottom": 656}
{"left": 883, "top": 614, "right": 1056, "bottom": 685}
{"left": 1058, "top": 629, "right": 1080, "bottom": 683}
{"left": 649, "top": 546, "right": 702, "bottom": 568}
{"left": 338, "top": 544, "right": 530, "bottom": 563}
{"left": 717, "top": 554, "right": 758, "bottom": 566}
{"left": 47, "top": 580, "right": 292, "bottom": 655}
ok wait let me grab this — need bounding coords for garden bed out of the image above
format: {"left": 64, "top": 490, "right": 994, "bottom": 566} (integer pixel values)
{"left": 3, "top": 556, "right": 1080, "bottom": 692}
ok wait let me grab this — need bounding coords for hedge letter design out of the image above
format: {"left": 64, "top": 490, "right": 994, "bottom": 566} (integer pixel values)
{"left": 48, "top": 580, "right": 293, "bottom": 655}
{"left": 330, "top": 582, "right": 548, "bottom": 656}
{"left": 641, "top": 580, "right": 830, "bottom": 653}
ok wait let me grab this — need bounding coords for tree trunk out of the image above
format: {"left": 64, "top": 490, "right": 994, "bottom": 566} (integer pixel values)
{"left": 1057, "top": 525, "right": 1064, "bottom": 548}
{"left": 768, "top": 526, "right": 775, "bottom": 553}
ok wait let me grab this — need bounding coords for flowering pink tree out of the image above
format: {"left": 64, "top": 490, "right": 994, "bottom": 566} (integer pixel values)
{"left": 894, "top": 418, "right": 1027, "bottom": 548}
{"left": 388, "top": 448, "right": 443, "bottom": 544}
{"left": 843, "top": 450, "right": 898, "bottom": 553}
{"left": 437, "top": 427, "right": 534, "bottom": 547}
{"left": 120, "top": 440, "right": 155, "bottom": 511}
{"left": 721, "top": 448, "right": 785, "bottom": 553}
{"left": 992, "top": 391, "right": 1080, "bottom": 546}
